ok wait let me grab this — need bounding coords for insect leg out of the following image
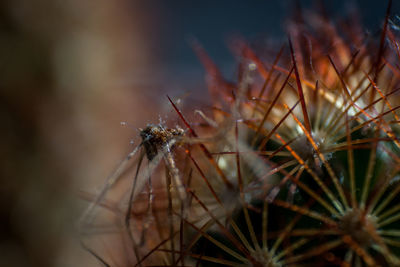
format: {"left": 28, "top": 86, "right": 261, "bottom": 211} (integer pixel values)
{"left": 163, "top": 142, "right": 187, "bottom": 202}
{"left": 124, "top": 151, "right": 164, "bottom": 266}
{"left": 125, "top": 151, "right": 145, "bottom": 266}
{"left": 80, "top": 240, "right": 111, "bottom": 267}
{"left": 78, "top": 144, "right": 142, "bottom": 234}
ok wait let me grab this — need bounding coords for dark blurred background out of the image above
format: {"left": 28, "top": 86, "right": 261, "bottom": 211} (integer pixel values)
{"left": 0, "top": 0, "right": 399, "bottom": 266}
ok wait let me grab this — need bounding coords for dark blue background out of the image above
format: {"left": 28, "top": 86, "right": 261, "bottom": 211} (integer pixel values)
{"left": 133, "top": 0, "right": 400, "bottom": 93}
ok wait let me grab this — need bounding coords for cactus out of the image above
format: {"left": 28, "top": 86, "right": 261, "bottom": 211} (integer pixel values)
{"left": 80, "top": 1, "right": 400, "bottom": 266}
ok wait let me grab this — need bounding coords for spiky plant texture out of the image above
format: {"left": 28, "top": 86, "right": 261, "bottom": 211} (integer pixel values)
{"left": 80, "top": 2, "right": 400, "bottom": 266}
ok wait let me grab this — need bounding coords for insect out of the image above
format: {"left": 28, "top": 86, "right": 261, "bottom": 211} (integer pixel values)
{"left": 139, "top": 124, "right": 187, "bottom": 200}
{"left": 78, "top": 123, "right": 186, "bottom": 266}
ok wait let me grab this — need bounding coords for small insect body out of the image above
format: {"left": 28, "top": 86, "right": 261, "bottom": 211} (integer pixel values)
{"left": 140, "top": 124, "right": 185, "bottom": 160}
{"left": 79, "top": 123, "right": 187, "bottom": 266}
{"left": 138, "top": 124, "right": 187, "bottom": 201}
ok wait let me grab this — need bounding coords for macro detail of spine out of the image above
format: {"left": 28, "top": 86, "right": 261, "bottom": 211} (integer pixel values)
{"left": 80, "top": 2, "right": 400, "bottom": 266}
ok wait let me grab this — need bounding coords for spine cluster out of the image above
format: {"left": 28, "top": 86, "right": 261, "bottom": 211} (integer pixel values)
{"left": 81, "top": 3, "right": 400, "bottom": 267}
